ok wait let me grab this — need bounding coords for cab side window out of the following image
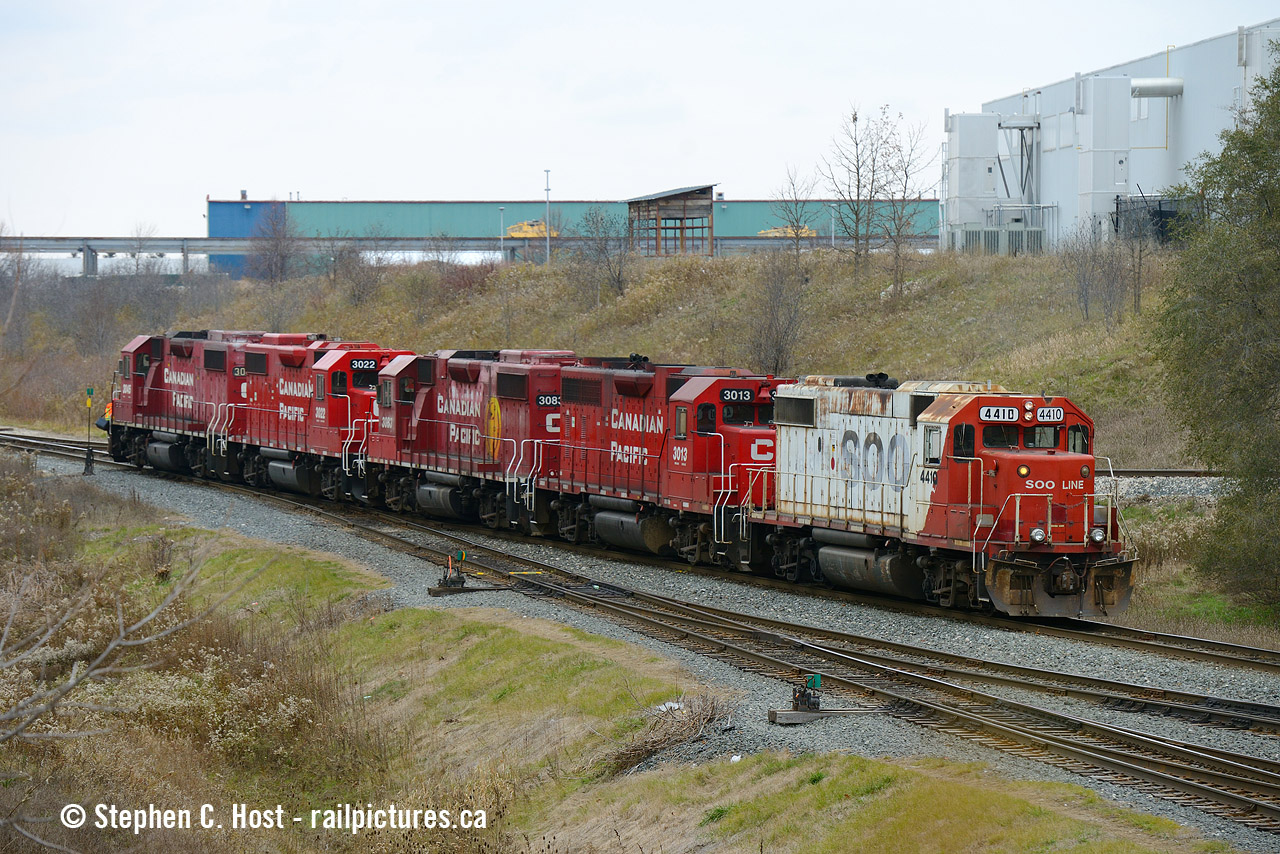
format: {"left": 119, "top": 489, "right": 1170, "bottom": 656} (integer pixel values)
{"left": 953, "top": 424, "right": 975, "bottom": 458}
{"left": 398, "top": 377, "right": 415, "bottom": 403}
{"left": 1068, "top": 425, "right": 1090, "bottom": 454}
{"left": 377, "top": 379, "right": 393, "bottom": 408}
{"left": 924, "top": 426, "right": 942, "bottom": 465}
{"left": 134, "top": 354, "right": 149, "bottom": 375}
{"left": 696, "top": 403, "right": 716, "bottom": 434}
{"left": 331, "top": 371, "right": 348, "bottom": 396}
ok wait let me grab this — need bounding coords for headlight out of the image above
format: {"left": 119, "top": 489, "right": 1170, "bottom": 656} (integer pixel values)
{"left": 1017, "top": 464, "right": 1030, "bottom": 478}
{"left": 1081, "top": 464, "right": 1091, "bottom": 478}
{"left": 1090, "top": 527, "right": 1106, "bottom": 543}
{"left": 1030, "top": 527, "right": 1046, "bottom": 543}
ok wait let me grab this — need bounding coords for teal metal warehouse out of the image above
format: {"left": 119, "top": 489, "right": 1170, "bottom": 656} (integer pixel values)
{"left": 207, "top": 189, "right": 939, "bottom": 276}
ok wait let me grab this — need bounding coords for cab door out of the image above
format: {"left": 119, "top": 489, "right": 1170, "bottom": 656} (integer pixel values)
{"left": 943, "top": 423, "right": 982, "bottom": 540}
{"left": 665, "top": 404, "right": 699, "bottom": 504}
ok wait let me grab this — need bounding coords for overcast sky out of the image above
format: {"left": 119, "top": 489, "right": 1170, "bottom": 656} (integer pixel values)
{"left": 2, "top": 1, "right": 1277, "bottom": 237}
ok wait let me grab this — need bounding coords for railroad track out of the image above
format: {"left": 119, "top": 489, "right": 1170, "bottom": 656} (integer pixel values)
{"left": 6, "top": 428, "right": 1276, "bottom": 675}
{"left": 315, "top": 513, "right": 1280, "bottom": 834}
{"left": 0, "top": 432, "right": 112, "bottom": 460}
{"left": 5, "top": 428, "right": 1276, "bottom": 674}
{"left": 1110, "top": 468, "right": 1219, "bottom": 478}
{"left": 11, "top": 435, "right": 1280, "bottom": 834}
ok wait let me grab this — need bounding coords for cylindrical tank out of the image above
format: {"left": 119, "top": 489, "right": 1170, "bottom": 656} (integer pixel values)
{"left": 811, "top": 528, "right": 880, "bottom": 549}
{"left": 593, "top": 511, "right": 675, "bottom": 556}
{"left": 421, "top": 471, "right": 464, "bottom": 486}
{"left": 416, "top": 482, "right": 468, "bottom": 518}
{"left": 145, "top": 441, "right": 185, "bottom": 472}
{"left": 817, "top": 546, "right": 924, "bottom": 600}
{"left": 266, "top": 460, "right": 316, "bottom": 494}
{"left": 588, "top": 495, "right": 643, "bottom": 513}
{"left": 259, "top": 447, "right": 294, "bottom": 461}
{"left": 151, "top": 431, "right": 183, "bottom": 443}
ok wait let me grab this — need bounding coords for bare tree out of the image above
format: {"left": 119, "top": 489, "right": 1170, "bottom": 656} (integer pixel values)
{"left": 769, "top": 167, "right": 820, "bottom": 255}
{"left": 821, "top": 105, "right": 894, "bottom": 276}
{"left": 126, "top": 221, "right": 160, "bottom": 277}
{"left": 247, "top": 202, "right": 301, "bottom": 283}
{"left": 1058, "top": 221, "right": 1127, "bottom": 329}
{"left": 0, "top": 223, "right": 25, "bottom": 346}
{"left": 1114, "top": 202, "right": 1158, "bottom": 315}
{"left": 574, "top": 205, "right": 632, "bottom": 303}
{"left": 879, "top": 118, "right": 938, "bottom": 297}
{"left": 749, "top": 252, "right": 807, "bottom": 376}
{"left": 322, "top": 225, "right": 393, "bottom": 306}
{"left": 0, "top": 537, "right": 252, "bottom": 849}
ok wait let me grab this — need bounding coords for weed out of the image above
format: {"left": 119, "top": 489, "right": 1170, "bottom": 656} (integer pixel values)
{"left": 700, "top": 805, "right": 731, "bottom": 826}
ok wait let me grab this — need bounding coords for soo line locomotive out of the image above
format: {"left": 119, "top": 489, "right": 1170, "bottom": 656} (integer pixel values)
{"left": 105, "top": 330, "right": 1136, "bottom": 618}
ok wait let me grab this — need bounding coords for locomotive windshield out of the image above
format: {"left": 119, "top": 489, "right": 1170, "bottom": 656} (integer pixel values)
{"left": 982, "top": 424, "right": 1020, "bottom": 448}
{"left": 352, "top": 370, "right": 378, "bottom": 389}
{"left": 1024, "top": 426, "right": 1060, "bottom": 448}
{"left": 721, "top": 403, "right": 774, "bottom": 427}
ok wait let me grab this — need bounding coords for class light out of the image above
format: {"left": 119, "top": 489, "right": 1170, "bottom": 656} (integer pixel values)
{"left": 1017, "top": 464, "right": 1030, "bottom": 477}
{"left": 1090, "top": 527, "right": 1106, "bottom": 543}
{"left": 1081, "top": 465, "right": 1091, "bottom": 477}
{"left": 1030, "top": 527, "right": 1047, "bottom": 543}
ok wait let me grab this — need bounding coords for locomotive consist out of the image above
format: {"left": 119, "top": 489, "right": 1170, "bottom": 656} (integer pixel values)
{"left": 106, "top": 329, "right": 1135, "bottom": 617}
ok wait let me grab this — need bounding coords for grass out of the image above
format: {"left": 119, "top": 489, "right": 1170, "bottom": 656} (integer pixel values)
{"left": 1, "top": 249, "right": 1193, "bottom": 467}
{"left": 530, "top": 752, "right": 1229, "bottom": 853}
{"left": 0, "top": 456, "right": 1247, "bottom": 852}
{"left": 1107, "top": 496, "right": 1280, "bottom": 647}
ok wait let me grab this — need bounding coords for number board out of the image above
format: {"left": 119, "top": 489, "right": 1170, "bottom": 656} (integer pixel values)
{"left": 979, "top": 406, "right": 1019, "bottom": 422}
{"left": 232, "top": 366, "right": 246, "bottom": 377}
{"left": 536, "top": 394, "right": 560, "bottom": 408}
{"left": 1036, "top": 407, "right": 1064, "bottom": 423}
{"left": 350, "top": 359, "right": 378, "bottom": 371}
{"left": 720, "top": 388, "right": 753, "bottom": 403}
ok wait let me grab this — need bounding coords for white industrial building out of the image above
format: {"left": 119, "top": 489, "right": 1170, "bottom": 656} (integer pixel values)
{"left": 941, "top": 17, "right": 1280, "bottom": 251}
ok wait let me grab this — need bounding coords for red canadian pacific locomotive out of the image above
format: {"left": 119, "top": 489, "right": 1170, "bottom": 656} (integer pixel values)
{"left": 106, "top": 329, "right": 1135, "bottom": 617}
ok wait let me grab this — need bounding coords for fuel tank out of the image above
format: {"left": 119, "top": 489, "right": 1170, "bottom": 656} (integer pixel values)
{"left": 817, "top": 546, "right": 924, "bottom": 600}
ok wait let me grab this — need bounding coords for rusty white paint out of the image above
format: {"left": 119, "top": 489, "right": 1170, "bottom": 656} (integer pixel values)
{"left": 776, "top": 380, "right": 932, "bottom": 529}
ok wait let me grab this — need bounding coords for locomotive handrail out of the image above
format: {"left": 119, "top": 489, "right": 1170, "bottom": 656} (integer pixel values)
{"left": 769, "top": 465, "right": 910, "bottom": 530}
{"left": 517, "top": 438, "right": 555, "bottom": 511}
{"left": 727, "top": 462, "right": 773, "bottom": 540}
{"left": 974, "top": 491, "right": 1114, "bottom": 556}
{"left": 508, "top": 439, "right": 535, "bottom": 504}
{"left": 706, "top": 431, "right": 732, "bottom": 545}
{"left": 742, "top": 466, "right": 776, "bottom": 516}
{"left": 552, "top": 439, "right": 662, "bottom": 500}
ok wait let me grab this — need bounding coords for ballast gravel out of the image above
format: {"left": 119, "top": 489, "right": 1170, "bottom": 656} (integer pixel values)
{"left": 32, "top": 457, "right": 1280, "bottom": 853}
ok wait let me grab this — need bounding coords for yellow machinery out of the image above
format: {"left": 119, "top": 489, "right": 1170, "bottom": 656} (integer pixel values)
{"left": 506, "top": 220, "right": 559, "bottom": 239}
{"left": 757, "top": 225, "right": 817, "bottom": 238}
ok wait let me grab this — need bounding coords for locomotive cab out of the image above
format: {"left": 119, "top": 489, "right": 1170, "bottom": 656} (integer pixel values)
{"left": 938, "top": 396, "right": 1134, "bottom": 615}
{"left": 310, "top": 348, "right": 411, "bottom": 462}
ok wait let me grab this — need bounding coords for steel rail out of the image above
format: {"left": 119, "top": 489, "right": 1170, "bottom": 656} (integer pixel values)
{"left": 15, "top": 441, "right": 1276, "bottom": 834}
{"left": 534, "top": 587, "right": 1280, "bottom": 830}
{"left": 11, "top": 426, "right": 1279, "bottom": 676}
{"left": 599, "top": 592, "right": 1280, "bottom": 736}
